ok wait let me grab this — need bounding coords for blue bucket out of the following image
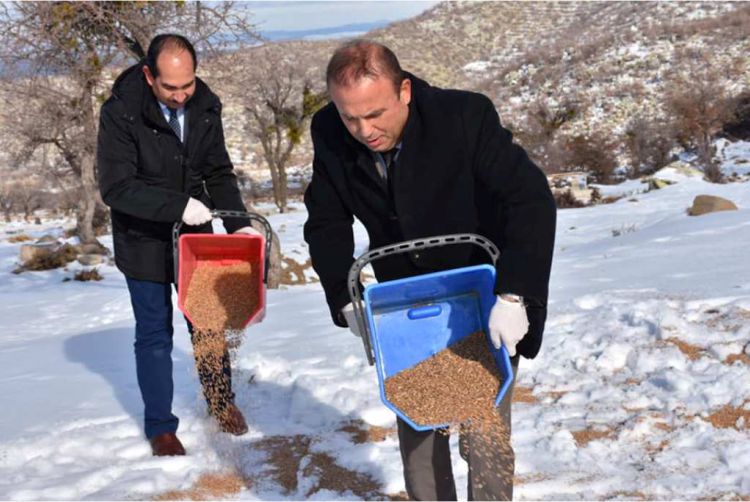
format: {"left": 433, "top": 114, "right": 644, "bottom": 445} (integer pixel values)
{"left": 349, "top": 235, "right": 514, "bottom": 431}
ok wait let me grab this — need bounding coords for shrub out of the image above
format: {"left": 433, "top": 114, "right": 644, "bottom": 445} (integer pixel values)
{"left": 554, "top": 189, "right": 586, "bottom": 209}
{"left": 7, "top": 234, "right": 32, "bottom": 243}
{"left": 666, "top": 50, "right": 735, "bottom": 183}
{"left": 565, "top": 133, "right": 618, "bottom": 184}
{"left": 624, "top": 117, "right": 676, "bottom": 178}
{"left": 74, "top": 269, "right": 103, "bottom": 282}
{"left": 722, "top": 90, "right": 750, "bottom": 141}
{"left": 13, "top": 243, "right": 78, "bottom": 273}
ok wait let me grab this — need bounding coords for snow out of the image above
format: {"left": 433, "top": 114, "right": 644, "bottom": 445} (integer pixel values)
{"left": 0, "top": 151, "right": 748, "bottom": 499}
{"left": 462, "top": 60, "right": 492, "bottom": 73}
{"left": 718, "top": 140, "right": 750, "bottom": 176}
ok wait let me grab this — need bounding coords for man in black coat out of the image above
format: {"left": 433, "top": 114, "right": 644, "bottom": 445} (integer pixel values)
{"left": 98, "top": 34, "right": 257, "bottom": 456}
{"left": 304, "top": 40, "right": 556, "bottom": 500}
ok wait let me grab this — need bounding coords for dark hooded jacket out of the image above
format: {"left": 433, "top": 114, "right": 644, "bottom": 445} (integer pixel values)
{"left": 304, "top": 74, "right": 556, "bottom": 359}
{"left": 97, "top": 63, "right": 249, "bottom": 283}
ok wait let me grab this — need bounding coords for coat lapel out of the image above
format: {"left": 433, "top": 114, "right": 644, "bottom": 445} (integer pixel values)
{"left": 355, "top": 149, "right": 388, "bottom": 193}
{"left": 342, "top": 130, "right": 388, "bottom": 194}
{"left": 142, "top": 92, "right": 170, "bottom": 132}
{"left": 389, "top": 95, "right": 423, "bottom": 211}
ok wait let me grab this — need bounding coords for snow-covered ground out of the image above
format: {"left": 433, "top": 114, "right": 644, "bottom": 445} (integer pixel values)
{"left": 0, "top": 152, "right": 748, "bottom": 500}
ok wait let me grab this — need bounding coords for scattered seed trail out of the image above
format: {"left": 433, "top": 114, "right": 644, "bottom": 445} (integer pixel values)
{"left": 184, "top": 262, "right": 259, "bottom": 421}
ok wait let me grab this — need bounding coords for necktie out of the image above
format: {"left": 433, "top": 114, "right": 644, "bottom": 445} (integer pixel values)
{"left": 379, "top": 147, "right": 399, "bottom": 180}
{"left": 168, "top": 107, "right": 181, "bottom": 142}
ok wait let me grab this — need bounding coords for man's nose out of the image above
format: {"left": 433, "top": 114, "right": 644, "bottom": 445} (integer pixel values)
{"left": 359, "top": 120, "right": 374, "bottom": 138}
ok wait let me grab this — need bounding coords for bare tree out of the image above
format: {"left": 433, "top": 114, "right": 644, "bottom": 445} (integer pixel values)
{"left": 0, "top": 1, "right": 258, "bottom": 243}
{"left": 511, "top": 97, "right": 578, "bottom": 173}
{"left": 234, "top": 46, "right": 327, "bottom": 213}
{"left": 666, "top": 50, "right": 736, "bottom": 183}
{"left": 565, "top": 132, "right": 618, "bottom": 184}
{"left": 624, "top": 116, "right": 675, "bottom": 178}
{"left": 12, "top": 179, "right": 43, "bottom": 222}
{"left": 0, "top": 185, "right": 14, "bottom": 223}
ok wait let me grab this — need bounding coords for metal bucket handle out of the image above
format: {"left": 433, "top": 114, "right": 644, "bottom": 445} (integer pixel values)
{"left": 172, "top": 210, "right": 273, "bottom": 284}
{"left": 347, "top": 233, "right": 500, "bottom": 365}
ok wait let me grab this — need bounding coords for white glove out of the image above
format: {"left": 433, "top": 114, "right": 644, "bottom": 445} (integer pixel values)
{"left": 488, "top": 294, "right": 529, "bottom": 356}
{"left": 234, "top": 226, "right": 263, "bottom": 237}
{"left": 181, "top": 198, "right": 212, "bottom": 226}
{"left": 341, "top": 303, "right": 362, "bottom": 338}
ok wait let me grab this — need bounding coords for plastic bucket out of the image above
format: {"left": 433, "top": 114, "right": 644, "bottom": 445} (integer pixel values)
{"left": 348, "top": 234, "right": 514, "bottom": 430}
{"left": 176, "top": 233, "right": 266, "bottom": 328}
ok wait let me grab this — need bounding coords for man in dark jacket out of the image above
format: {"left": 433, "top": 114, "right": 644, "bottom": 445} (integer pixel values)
{"left": 304, "top": 40, "right": 556, "bottom": 500}
{"left": 98, "top": 34, "right": 257, "bottom": 456}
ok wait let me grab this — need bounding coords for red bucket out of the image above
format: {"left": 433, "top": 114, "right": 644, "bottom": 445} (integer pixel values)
{"left": 177, "top": 233, "right": 266, "bottom": 329}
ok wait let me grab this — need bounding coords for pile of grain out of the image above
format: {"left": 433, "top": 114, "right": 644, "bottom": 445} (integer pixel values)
{"left": 183, "top": 262, "right": 259, "bottom": 332}
{"left": 384, "top": 331, "right": 504, "bottom": 429}
{"left": 384, "top": 331, "right": 512, "bottom": 495}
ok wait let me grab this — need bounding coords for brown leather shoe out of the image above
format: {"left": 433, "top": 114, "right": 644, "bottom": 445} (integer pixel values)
{"left": 150, "top": 432, "right": 186, "bottom": 456}
{"left": 216, "top": 403, "right": 249, "bottom": 436}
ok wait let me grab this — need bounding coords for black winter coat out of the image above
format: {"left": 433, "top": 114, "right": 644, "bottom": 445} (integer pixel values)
{"left": 304, "top": 74, "right": 556, "bottom": 359}
{"left": 98, "top": 63, "right": 249, "bottom": 283}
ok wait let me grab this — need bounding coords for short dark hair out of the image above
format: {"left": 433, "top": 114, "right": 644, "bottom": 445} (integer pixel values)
{"left": 146, "top": 34, "right": 197, "bottom": 77}
{"left": 326, "top": 39, "right": 404, "bottom": 92}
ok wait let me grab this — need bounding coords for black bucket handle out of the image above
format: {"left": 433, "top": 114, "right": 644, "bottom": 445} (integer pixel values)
{"left": 347, "top": 233, "right": 500, "bottom": 365}
{"left": 172, "top": 210, "right": 273, "bottom": 285}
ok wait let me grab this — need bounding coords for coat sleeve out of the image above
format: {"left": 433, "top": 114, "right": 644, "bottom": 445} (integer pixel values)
{"left": 97, "top": 102, "right": 189, "bottom": 222}
{"left": 303, "top": 117, "right": 355, "bottom": 327}
{"left": 470, "top": 95, "right": 556, "bottom": 306}
{"left": 201, "top": 102, "right": 250, "bottom": 233}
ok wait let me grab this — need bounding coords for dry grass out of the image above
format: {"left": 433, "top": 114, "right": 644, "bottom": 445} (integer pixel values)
{"left": 706, "top": 401, "right": 750, "bottom": 430}
{"left": 704, "top": 308, "right": 750, "bottom": 333}
{"left": 644, "top": 437, "right": 672, "bottom": 457}
{"left": 601, "top": 491, "right": 647, "bottom": 500}
{"left": 7, "top": 233, "right": 32, "bottom": 243}
{"left": 601, "top": 195, "right": 625, "bottom": 205}
{"left": 73, "top": 269, "right": 103, "bottom": 282}
{"left": 653, "top": 421, "right": 672, "bottom": 432}
{"left": 154, "top": 471, "right": 247, "bottom": 500}
{"left": 386, "top": 492, "right": 409, "bottom": 501}
{"left": 701, "top": 493, "right": 748, "bottom": 501}
{"left": 554, "top": 189, "right": 587, "bottom": 209}
{"left": 280, "top": 257, "right": 314, "bottom": 285}
{"left": 725, "top": 352, "right": 750, "bottom": 365}
{"left": 14, "top": 243, "right": 79, "bottom": 273}
{"left": 665, "top": 337, "right": 704, "bottom": 360}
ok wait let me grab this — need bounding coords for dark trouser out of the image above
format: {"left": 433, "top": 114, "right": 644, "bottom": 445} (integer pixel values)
{"left": 126, "top": 277, "right": 234, "bottom": 439}
{"left": 397, "top": 356, "right": 519, "bottom": 501}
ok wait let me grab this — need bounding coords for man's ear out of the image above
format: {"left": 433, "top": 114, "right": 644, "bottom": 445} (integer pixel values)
{"left": 399, "top": 78, "right": 412, "bottom": 106}
{"left": 142, "top": 65, "right": 155, "bottom": 87}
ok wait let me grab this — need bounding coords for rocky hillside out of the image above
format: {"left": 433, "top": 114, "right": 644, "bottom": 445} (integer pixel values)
{"left": 3, "top": 2, "right": 747, "bottom": 197}
{"left": 466, "top": 2, "right": 749, "bottom": 165}
{"left": 216, "top": 1, "right": 749, "bottom": 180}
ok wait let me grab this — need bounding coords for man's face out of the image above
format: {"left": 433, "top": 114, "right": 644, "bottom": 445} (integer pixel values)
{"left": 330, "top": 76, "right": 411, "bottom": 152}
{"left": 143, "top": 49, "right": 196, "bottom": 109}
